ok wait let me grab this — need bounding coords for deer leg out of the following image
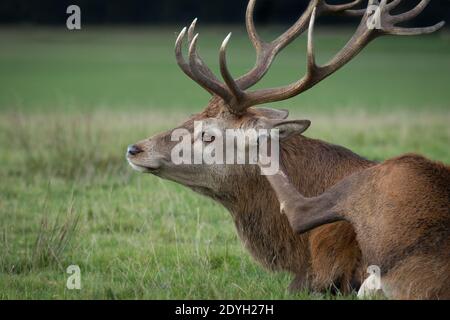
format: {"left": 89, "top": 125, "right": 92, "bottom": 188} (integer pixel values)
{"left": 288, "top": 273, "right": 311, "bottom": 293}
{"left": 261, "top": 168, "right": 346, "bottom": 234}
{"left": 309, "top": 222, "right": 363, "bottom": 295}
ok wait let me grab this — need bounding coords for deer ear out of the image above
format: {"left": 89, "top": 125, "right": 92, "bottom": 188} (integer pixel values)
{"left": 253, "top": 107, "right": 289, "bottom": 120}
{"left": 272, "top": 120, "right": 311, "bottom": 139}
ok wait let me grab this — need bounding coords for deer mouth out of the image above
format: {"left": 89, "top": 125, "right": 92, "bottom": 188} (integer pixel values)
{"left": 127, "top": 158, "right": 163, "bottom": 174}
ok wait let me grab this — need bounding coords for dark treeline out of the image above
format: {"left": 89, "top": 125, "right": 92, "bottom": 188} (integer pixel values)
{"left": 1, "top": 0, "right": 449, "bottom": 26}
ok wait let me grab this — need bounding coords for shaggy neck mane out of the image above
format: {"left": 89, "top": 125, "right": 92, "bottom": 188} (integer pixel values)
{"left": 204, "top": 134, "right": 374, "bottom": 272}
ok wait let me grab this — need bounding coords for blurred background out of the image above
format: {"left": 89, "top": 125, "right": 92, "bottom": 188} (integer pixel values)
{"left": 1, "top": 0, "right": 450, "bottom": 25}
{"left": 0, "top": 0, "right": 449, "bottom": 299}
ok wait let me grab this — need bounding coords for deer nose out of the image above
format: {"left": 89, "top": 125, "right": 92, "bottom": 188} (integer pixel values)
{"left": 127, "top": 144, "right": 143, "bottom": 156}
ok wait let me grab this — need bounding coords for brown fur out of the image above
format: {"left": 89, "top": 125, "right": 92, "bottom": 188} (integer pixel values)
{"left": 278, "top": 154, "right": 450, "bottom": 299}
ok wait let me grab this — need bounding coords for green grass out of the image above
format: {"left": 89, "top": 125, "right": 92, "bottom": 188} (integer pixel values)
{"left": 0, "top": 26, "right": 449, "bottom": 299}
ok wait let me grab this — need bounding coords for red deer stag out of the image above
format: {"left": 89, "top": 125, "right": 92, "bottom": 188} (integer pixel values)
{"left": 127, "top": 0, "right": 444, "bottom": 294}
{"left": 260, "top": 153, "right": 450, "bottom": 299}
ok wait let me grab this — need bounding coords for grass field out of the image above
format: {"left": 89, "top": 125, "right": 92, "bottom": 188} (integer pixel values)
{"left": 0, "top": 26, "right": 449, "bottom": 299}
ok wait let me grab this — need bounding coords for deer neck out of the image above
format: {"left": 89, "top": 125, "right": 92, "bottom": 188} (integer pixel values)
{"left": 207, "top": 135, "right": 375, "bottom": 272}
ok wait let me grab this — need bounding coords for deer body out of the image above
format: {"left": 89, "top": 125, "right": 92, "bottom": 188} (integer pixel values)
{"left": 127, "top": 0, "right": 445, "bottom": 295}
{"left": 264, "top": 154, "right": 450, "bottom": 299}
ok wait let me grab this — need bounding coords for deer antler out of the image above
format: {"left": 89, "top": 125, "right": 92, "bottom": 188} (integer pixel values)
{"left": 175, "top": 0, "right": 444, "bottom": 114}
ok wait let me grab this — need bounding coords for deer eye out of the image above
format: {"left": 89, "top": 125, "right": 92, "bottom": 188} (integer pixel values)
{"left": 202, "top": 132, "right": 215, "bottom": 143}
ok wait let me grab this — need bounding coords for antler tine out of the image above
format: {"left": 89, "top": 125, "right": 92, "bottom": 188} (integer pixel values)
{"left": 386, "top": 21, "right": 445, "bottom": 36}
{"left": 320, "top": 0, "right": 363, "bottom": 14}
{"left": 389, "top": 0, "right": 431, "bottom": 24}
{"left": 330, "top": 0, "right": 367, "bottom": 18}
{"left": 385, "top": 0, "right": 401, "bottom": 11}
{"left": 187, "top": 18, "right": 197, "bottom": 43}
{"left": 186, "top": 19, "right": 221, "bottom": 81}
{"left": 219, "top": 33, "right": 246, "bottom": 108}
{"left": 307, "top": 8, "right": 318, "bottom": 75}
{"left": 175, "top": 27, "right": 196, "bottom": 81}
{"left": 343, "top": 8, "right": 368, "bottom": 17}
{"left": 174, "top": 19, "right": 231, "bottom": 98}
{"left": 245, "top": 0, "right": 263, "bottom": 52}
{"left": 188, "top": 34, "right": 233, "bottom": 102}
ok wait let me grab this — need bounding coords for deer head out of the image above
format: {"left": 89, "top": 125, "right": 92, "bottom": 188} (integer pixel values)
{"left": 127, "top": 0, "right": 443, "bottom": 195}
